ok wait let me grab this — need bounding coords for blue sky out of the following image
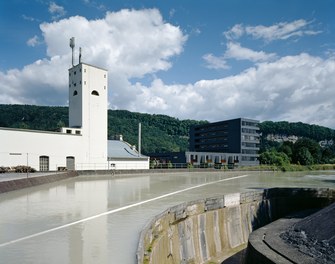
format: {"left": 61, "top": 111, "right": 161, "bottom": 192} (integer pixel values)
{"left": 1, "top": 0, "right": 335, "bottom": 128}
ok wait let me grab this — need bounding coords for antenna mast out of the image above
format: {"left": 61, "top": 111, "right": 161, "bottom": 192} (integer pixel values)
{"left": 69, "top": 37, "right": 75, "bottom": 67}
{"left": 138, "top": 123, "right": 141, "bottom": 157}
{"left": 79, "top": 47, "right": 82, "bottom": 64}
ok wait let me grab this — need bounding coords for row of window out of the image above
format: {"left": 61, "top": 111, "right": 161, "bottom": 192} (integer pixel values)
{"left": 189, "top": 154, "right": 236, "bottom": 163}
{"left": 39, "top": 156, "right": 75, "bottom": 171}
{"left": 195, "top": 131, "right": 228, "bottom": 138}
{"left": 69, "top": 68, "right": 107, "bottom": 78}
{"left": 242, "top": 135, "right": 260, "bottom": 141}
{"left": 242, "top": 149, "right": 258, "bottom": 154}
{"left": 72, "top": 90, "right": 100, "bottom": 96}
{"left": 241, "top": 156, "right": 258, "bottom": 161}
{"left": 195, "top": 136, "right": 228, "bottom": 143}
{"left": 242, "top": 128, "right": 258, "bottom": 134}
{"left": 194, "top": 124, "right": 229, "bottom": 132}
{"left": 241, "top": 121, "right": 259, "bottom": 127}
{"left": 242, "top": 142, "right": 259, "bottom": 148}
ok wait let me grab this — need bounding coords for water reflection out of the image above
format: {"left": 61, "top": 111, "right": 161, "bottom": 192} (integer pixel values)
{"left": 0, "top": 171, "right": 334, "bottom": 263}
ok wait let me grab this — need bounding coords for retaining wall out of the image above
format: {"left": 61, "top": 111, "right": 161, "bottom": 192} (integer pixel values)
{"left": 136, "top": 188, "right": 335, "bottom": 264}
{"left": 0, "top": 171, "right": 78, "bottom": 193}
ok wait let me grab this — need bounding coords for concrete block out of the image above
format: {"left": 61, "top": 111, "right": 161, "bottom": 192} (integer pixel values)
{"left": 224, "top": 193, "right": 240, "bottom": 207}
{"left": 171, "top": 203, "right": 187, "bottom": 221}
{"left": 205, "top": 196, "right": 224, "bottom": 211}
{"left": 186, "top": 200, "right": 205, "bottom": 216}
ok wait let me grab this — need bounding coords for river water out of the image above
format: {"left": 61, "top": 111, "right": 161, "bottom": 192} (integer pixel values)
{"left": 0, "top": 170, "right": 335, "bottom": 264}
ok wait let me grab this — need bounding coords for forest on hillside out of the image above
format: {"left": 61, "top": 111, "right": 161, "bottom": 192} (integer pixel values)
{"left": 0, "top": 104, "right": 207, "bottom": 154}
{"left": 1, "top": 104, "right": 334, "bottom": 159}
{"left": 259, "top": 121, "right": 335, "bottom": 141}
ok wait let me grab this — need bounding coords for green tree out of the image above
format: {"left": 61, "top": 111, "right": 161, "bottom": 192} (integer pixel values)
{"left": 321, "top": 147, "right": 335, "bottom": 164}
{"left": 295, "top": 147, "right": 314, "bottom": 165}
{"left": 259, "top": 149, "right": 290, "bottom": 166}
{"left": 278, "top": 141, "right": 293, "bottom": 161}
{"left": 293, "top": 138, "right": 321, "bottom": 164}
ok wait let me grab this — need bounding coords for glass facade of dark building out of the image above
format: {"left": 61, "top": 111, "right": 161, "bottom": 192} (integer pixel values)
{"left": 189, "top": 118, "right": 260, "bottom": 165}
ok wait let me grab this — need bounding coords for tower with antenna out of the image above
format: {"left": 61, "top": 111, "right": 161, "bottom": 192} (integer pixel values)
{"left": 69, "top": 37, "right": 75, "bottom": 67}
{"left": 68, "top": 37, "right": 108, "bottom": 166}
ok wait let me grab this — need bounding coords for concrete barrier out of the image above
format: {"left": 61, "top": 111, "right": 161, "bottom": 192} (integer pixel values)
{"left": 136, "top": 188, "right": 335, "bottom": 264}
{"left": 0, "top": 171, "right": 78, "bottom": 193}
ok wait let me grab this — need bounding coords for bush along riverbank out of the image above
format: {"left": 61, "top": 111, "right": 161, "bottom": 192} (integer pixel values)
{"left": 239, "top": 164, "right": 335, "bottom": 172}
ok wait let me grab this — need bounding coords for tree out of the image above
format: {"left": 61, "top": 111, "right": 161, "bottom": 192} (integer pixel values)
{"left": 321, "top": 147, "right": 335, "bottom": 164}
{"left": 295, "top": 147, "right": 314, "bottom": 165}
{"left": 293, "top": 138, "right": 321, "bottom": 164}
{"left": 278, "top": 141, "right": 293, "bottom": 161}
{"left": 259, "top": 149, "right": 290, "bottom": 166}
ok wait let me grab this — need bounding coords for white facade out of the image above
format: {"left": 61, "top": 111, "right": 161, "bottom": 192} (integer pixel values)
{"left": 0, "top": 62, "right": 149, "bottom": 171}
{"left": 107, "top": 140, "right": 149, "bottom": 170}
{"left": 0, "top": 128, "right": 84, "bottom": 171}
{"left": 68, "top": 63, "right": 108, "bottom": 166}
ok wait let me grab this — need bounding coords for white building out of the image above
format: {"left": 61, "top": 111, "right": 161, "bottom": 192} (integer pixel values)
{"left": 0, "top": 62, "right": 149, "bottom": 171}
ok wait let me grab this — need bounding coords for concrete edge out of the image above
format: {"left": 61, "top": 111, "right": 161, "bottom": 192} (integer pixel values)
{"left": 136, "top": 187, "right": 335, "bottom": 264}
{"left": 0, "top": 171, "right": 78, "bottom": 193}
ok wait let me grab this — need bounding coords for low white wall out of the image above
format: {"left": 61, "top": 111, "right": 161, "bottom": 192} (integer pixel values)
{"left": 109, "top": 160, "right": 150, "bottom": 170}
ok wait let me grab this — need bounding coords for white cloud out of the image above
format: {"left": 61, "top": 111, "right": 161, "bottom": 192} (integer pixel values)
{"left": 125, "top": 53, "right": 335, "bottom": 128}
{"left": 27, "top": 35, "right": 41, "bottom": 47}
{"left": 224, "top": 19, "right": 322, "bottom": 43}
{"left": 225, "top": 42, "right": 277, "bottom": 62}
{"left": 0, "top": 9, "right": 187, "bottom": 107}
{"left": 1, "top": 11, "right": 335, "bottom": 129}
{"left": 22, "top": 15, "right": 39, "bottom": 22}
{"left": 224, "top": 24, "right": 244, "bottom": 40}
{"left": 49, "top": 2, "right": 66, "bottom": 20}
{"left": 203, "top": 42, "right": 276, "bottom": 68}
{"left": 203, "top": 53, "right": 229, "bottom": 69}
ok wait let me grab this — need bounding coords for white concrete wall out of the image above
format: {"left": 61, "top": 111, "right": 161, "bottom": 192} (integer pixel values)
{"left": 68, "top": 63, "right": 108, "bottom": 167}
{"left": 0, "top": 128, "right": 84, "bottom": 171}
{"left": 108, "top": 159, "right": 150, "bottom": 170}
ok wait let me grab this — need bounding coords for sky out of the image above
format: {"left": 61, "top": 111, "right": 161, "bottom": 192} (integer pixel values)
{"left": 1, "top": 0, "right": 335, "bottom": 128}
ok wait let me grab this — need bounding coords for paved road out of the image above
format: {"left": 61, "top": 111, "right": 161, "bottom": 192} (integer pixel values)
{"left": 0, "top": 170, "right": 334, "bottom": 264}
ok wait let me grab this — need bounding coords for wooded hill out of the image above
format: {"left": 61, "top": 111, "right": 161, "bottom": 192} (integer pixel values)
{"left": 259, "top": 121, "right": 335, "bottom": 141}
{"left": 0, "top": 104, "right": 334, "bottom": 154}
{"left": 0, "top": 104, "right": 207, "bottom": 154}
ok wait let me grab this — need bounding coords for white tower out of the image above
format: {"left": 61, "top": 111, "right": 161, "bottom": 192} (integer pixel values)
{"left": 68, "top": 62, "right": 108, "bottom": 168}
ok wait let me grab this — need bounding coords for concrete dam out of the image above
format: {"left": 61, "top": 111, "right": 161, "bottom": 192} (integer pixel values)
{"left": 136, "top": 187, "right": 335, "bottom": 264}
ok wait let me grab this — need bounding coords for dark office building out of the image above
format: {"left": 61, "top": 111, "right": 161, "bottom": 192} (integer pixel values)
{"left": 189, "top": 118, "right": 260, "bottom": 166}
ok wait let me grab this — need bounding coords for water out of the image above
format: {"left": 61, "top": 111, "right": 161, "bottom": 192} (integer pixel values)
{"left": 0, "top": 170, "right": 334, "bottom": 263}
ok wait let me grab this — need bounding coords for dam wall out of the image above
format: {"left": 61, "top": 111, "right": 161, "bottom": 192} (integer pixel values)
{"left": 136, "top": 188, "right": 335, "bottom": 264}
{"left": 0, "top": 171, "right": 78, "bottom": 193}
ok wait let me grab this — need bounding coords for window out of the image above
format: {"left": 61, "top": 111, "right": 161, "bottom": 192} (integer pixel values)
{"left": 73, "top": 90, "right": 78, "bottom": 96}
{"left": 75, "top": 130, "right": 81, "bottom": 135}
{"left": 39, "top": 156, "right": 49, "bottom": 171}
{"left": 66, "top": 129, "right": 71, "bottom": 134}
{"left": 91, "top": 90, "right": 99, "bottom": 96}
